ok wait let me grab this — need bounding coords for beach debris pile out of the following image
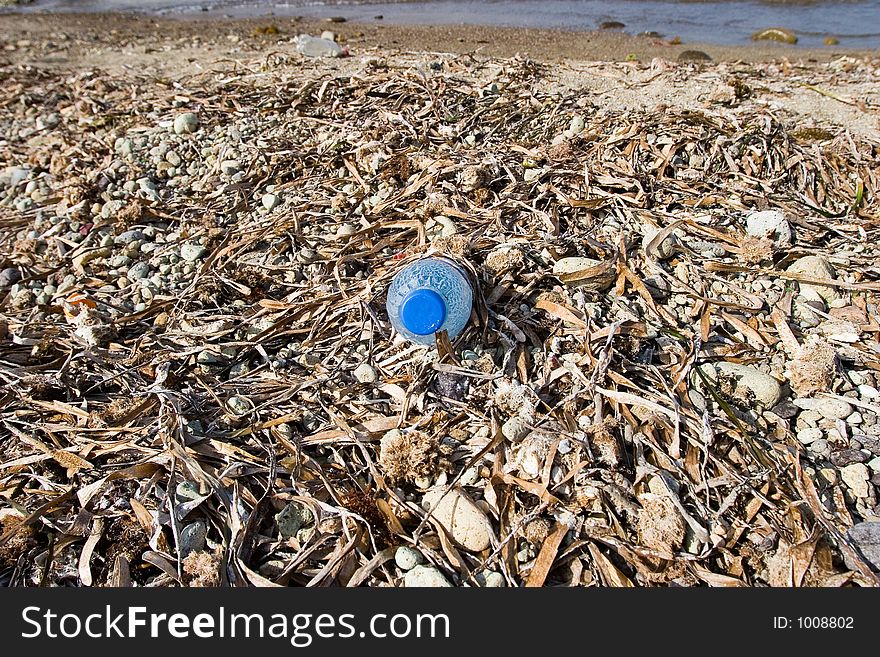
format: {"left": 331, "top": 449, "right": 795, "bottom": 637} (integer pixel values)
{"left": 1, "top": 43, "right": 879, "bottom": 588}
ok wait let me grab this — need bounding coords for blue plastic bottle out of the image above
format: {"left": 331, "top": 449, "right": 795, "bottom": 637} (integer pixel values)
{"left": 386, "top": 257, "right": 473, "bottom": 345}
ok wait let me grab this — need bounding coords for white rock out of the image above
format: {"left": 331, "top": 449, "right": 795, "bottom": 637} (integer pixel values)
{"left": 262, "top": 192, "right": 280, "bottom": 211}
{"left": 173, "top": 112, "right": 199, "bottom": 135}
{"left": 859, "top": 385, "right": 879, "bottom": 399}
{"left": 422, "top": 487, "right": 492, "bottom": 552}
{"left": 840, "top": 463, "right": 871, "bottom": 498}
{"left": 394, "top": 546, "right": 424, "bottom": 571}
{"left": 787, "top": 255, "right": 839, "bottom": 305}
{"left": 745, "top": 209, "right": 791, "bottom": 243}
{"left": 868, "top": 456, "right": 880, "bottom": 474}
{"left": 796, "top": 427, "right": 823, "bottom": 444}
{"left": 476, "top": 570, "right": 506, "bottom": 587}
{"left": 404, "top": 565, "right": 452, "bottom": 587}
{"left": 353, "top": 362, "right": 378, "bottom": 383}
{"left": 702, "top": 362, "right": 783, "bottom": 408}
{"left": 816, "top": 398, "right": 853, "bottom": 420}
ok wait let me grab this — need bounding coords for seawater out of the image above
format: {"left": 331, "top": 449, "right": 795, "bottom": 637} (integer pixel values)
{"left": 6, "top": 0, "right": 880, "bottom": 48}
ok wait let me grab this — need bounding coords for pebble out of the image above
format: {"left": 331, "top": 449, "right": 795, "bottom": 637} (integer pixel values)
{"left": 846, "top": 412, "right": 863, "bottom": 426}
{"left": 353, "top": 362, "right": 378, "bottom": 383}
{"left": 173, "top": 112, "right": 199, "bottom": 135}
{"left": 1, "top": 165, "right": 30, "bottom": 189}
{"left": 844, "top": 522, "right": 880, "bottom": 571}
{"left": 115, "top": 229, "right": 144, "bottom": 246}
{"left": 404, "top": 565, "right": 453, "bottom": 587}
{"left": 797, "top": 427, "right": 823, "bottom": 444}
{"left": 127, "top": 261, "right": 150, "bottom": 280}
{"left": 422, "top": 487, "right": 492, "bottom": 552}
{"left": 809, "top": 438, "right": 830, "bottom": 455}
{"left": 181, "top": 243, "right": 207, "bottom": 262}
{"left": 745, "top": 209, "right": 791, "bottom": 243}
{"left": 394, "top": 546, "right": 424, "bottom": 571}
{"left": 859, "top": 385, "right": 879, "bottom": 399}
{"left": 178, "top": 519, "right": 207, "bottom": 558}
{"left": 275, "top": 501, "right": 313, "bottom": 539}
{"left": 771, "top": 401, "right": 798, "bottom": 419}
{"left": 100, "top": 199, "right": 126, "bottom": 220}
{"left": 840, "top": 463, "right": 871, "bottom": 497}
{"left": 475, "top": 570, "right": 506, "bottom": 587}
{"left": 0, "top": 267, "right": 21, "bottom": 287}
{"left": 226, "top": 395, "right": 251, "bottom": 416}
{"left": 701, "top": 362, "right": 783, "bottom": 408}
{"left": 220, "top": 159, "right": 241, "bottom": 175}
{"left": 829, "top": 449, "right": 868, "bottom": 467}
{"left": 261, "top": 192, "right": 280, "bottom": 211}
{"left": 787, "top": 255, "right": 838, "bottom": 305}
{"left": 816, "top": 398, "right": 853, "bottom": 420}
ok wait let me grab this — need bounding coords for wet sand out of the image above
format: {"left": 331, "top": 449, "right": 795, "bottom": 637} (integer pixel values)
{"left": 0, "top": 11, "right": 877, "bottom": 68}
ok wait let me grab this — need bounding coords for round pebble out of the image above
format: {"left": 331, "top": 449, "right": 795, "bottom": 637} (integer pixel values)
{"left": 394, "top": 546, "right": 424, "bottom": 571}
{"left": 173, "top": 112, "right": 199, "bottom": 135}
{"left": 353, "top": 362, "right": 378, "bottom": 383}
{"left": 816, "top": 398, "right": 853, "bottom": 421}
{"left": 797, "top": 427, "right": 823, "bottom": 445}
{"left": 404, "top": 565, "right": 453, "bottom": 587}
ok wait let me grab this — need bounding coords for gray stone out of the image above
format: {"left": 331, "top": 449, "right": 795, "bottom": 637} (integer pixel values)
{"left": 173, "top": 112, "right": 199, "bottom": 135}
{"left": 127, "top": 261, "right": 150, "bottom": 281}
{"left": 275, "top": 501, "right": 314, "bottom": 539}
{"left": 178, "top": 519, "right": 207, "bottom": 558}
{"left": 771, "top": 401, "right": 798, "bottom": 419}
{"left": 404, "top": 565, "right": 453, "bottom": 587}
{"left": 261, "top": 192, "right": 280, "bottom": 211}
{"left": 220, "top": 159, "right": 241, "bottom": 175}
{"left": 394, "top": 546, "right": 424, "bottom": 571}
{"left": 476, "top": 570, "right": 506, "bottom": 587}
{"left": 115, "top": 229, "right": 145, "bottom": 246}
{"left": 180, "top": 243, "right": 207, "bottom": 262}
{"left": 844, "top": 522, "right": 880, "bottom": 571}
{"left": 0, "top": 267, "right": 21, "bottom": 287}
{"left": 101, "top": 200, "right": 126, "bottom": 220}
{"left": 830, "top": 449, "right": 869, "bottom": 467}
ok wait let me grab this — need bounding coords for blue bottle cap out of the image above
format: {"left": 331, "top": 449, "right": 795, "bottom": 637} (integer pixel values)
{"left": 400, "top": 288, "right": 446, "bottom": 336}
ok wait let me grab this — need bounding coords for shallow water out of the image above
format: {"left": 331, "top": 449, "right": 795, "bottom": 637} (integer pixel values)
{"left": 7, "top": 0, "right": 880, "bottom": 48}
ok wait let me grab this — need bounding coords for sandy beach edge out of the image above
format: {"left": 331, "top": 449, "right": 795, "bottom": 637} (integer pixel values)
{"left": 1, "top": 11, "right": 878, "bottom": 65}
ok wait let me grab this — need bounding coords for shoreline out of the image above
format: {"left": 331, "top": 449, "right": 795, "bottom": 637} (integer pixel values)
{"left": 1, "top": 11, "right": 879, "bottom": 65}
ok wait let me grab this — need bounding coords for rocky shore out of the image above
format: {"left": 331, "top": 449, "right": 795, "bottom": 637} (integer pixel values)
{"left": 0, "top": 12, "right": 879, "bottom": 587}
